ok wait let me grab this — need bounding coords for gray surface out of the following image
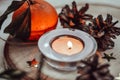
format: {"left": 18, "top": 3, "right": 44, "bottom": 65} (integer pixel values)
{"left": 0, "top": 0, "right": 120, "bottom": 80}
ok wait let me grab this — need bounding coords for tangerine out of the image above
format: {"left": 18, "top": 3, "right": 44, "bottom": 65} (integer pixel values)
{"left": 12, "top": 0, "right": 58, "bottom": 41}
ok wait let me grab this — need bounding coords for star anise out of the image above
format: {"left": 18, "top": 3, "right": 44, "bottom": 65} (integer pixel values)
{"left": 76, "top": 55, "right": 114, "bottom": 80}
{"left": 88, "top": 14, "right": 120, "bottom": 51}
{"left": 59, "top": 1, "right": 93, "bottom": 29}
{"left": 102, "top": 53, "right": 116, "bottom": 62}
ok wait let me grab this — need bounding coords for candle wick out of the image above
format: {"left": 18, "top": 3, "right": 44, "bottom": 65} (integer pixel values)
{"left": 68, "top": 47, "right": 72, "bottom": 49}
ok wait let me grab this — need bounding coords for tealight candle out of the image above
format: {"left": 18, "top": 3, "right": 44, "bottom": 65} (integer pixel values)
{"left": 51, "top": 36, "right": 83, "bottom": 55}
{"left": 38, "top": 28, "right": 97, "bottom": 71}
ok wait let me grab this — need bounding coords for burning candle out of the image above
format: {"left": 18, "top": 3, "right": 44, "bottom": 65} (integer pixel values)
{"left": 51, "top": 36, "right": 83, "bottom": 56}
{"left": 38, "top": 28, "right": 97, "bottom": 71}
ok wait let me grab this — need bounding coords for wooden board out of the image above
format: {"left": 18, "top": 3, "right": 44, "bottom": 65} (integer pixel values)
{"left": 4, "top": 39, "right": 78, "bottom": 80}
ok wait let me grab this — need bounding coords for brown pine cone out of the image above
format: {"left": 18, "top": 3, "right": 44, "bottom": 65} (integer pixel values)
{"left": 89, "top": 14, "right": 120, "bottom": 51}
{"left": 76, "top": 55, "right": 114, "bottom": 80}
{"left": 59, "top": 1, "right": 120, "bottom": 51}
{"left": 59, "top": 1, "right": 93, "bottom": 29}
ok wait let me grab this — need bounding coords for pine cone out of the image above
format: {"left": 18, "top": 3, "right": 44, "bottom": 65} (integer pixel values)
{"left": 59, "top": 1, "right": 120, "bottom": 51}
{"left": 59, "top": 1, "right": 93, "bottom": 29}
{"left": 88, "top": 14, "right": 120, "bottom": 51}
{"left": 76, "top": 55, "right": 114, "bottom": 80}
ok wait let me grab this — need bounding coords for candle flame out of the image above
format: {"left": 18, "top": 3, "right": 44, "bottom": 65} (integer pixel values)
{"left": 67, "top": 41, "right": 73, "bottom": 49}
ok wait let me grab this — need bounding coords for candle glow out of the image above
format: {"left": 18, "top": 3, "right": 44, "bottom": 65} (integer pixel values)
{"left": 34, "top": 64, "right": 38, "bottom": 68}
